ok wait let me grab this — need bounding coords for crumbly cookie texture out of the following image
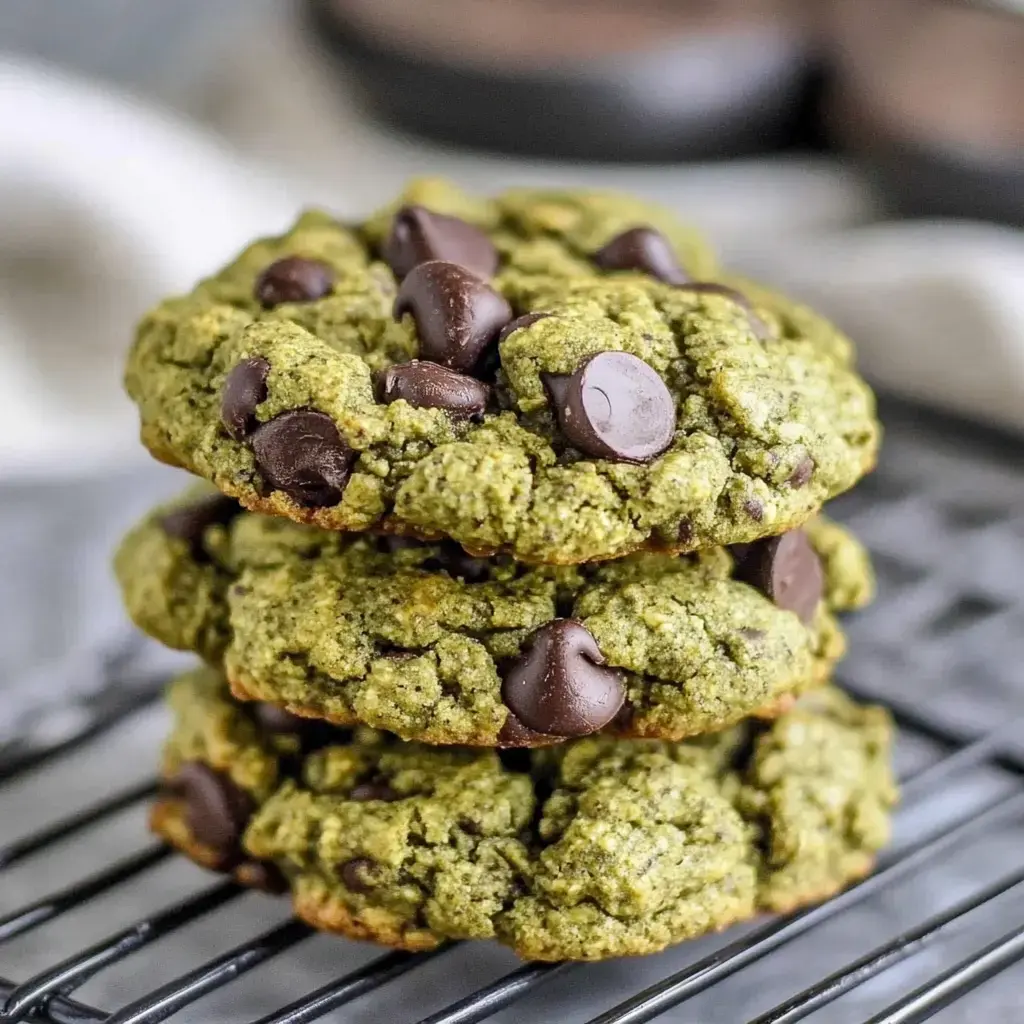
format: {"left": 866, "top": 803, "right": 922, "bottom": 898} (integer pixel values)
{"left": 116, "top": 490, "right": 874, "bottom": 746}
{"left": 152, "top": 668, "right": 896, "bottom": 961}
{"left": 125, "top": 179, "right": 879, "bottom": 565}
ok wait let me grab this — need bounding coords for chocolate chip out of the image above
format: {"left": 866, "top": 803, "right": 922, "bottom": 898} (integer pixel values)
{"left": 540, "top": 371, "right": 572, "bottom": 411}
{"left": 498, "top": 312, "right": 552, "bottom": 345}
{"left": 250, "top": 410, "right": 354, "bottom": 507}
{"left": 378, "top": 361, "right": 491, "bottom": 420}
{"left": 254, "top": 256, "right": 334, "bottom": 309}
{"left": 350, "top": 780, "right": 400, "bottom": 802}
{"left": 159, "top": 494, "right": 241, "bottom": 560}
{"left": 744, "top": 499, "right": 765, "bottom": 523}
{"left": 610, "top": 700, "right": 635, "bottom": 732}
{"left": 678, "top": 282, "right": 772, "bottom": 340}
{"left": 593, "top": 227, "right": 689, "bottom": 286}
{"left": 550, "top": 351, "right": 675, "bottom": 463}
{"left": 479, "top": 312, "right": 552, "bottom": 394}
{"left": 170, "top": 762, "right": 253, "bottom": 861}
{"left": 338, "top": 856, "right": 380, "bottom": 893}
{"left": 222, "top": 357, "right": 270, "bottom": 440}
{"left": 497, "top": 712, "right": 552, "bottom": 748}
{"left": 236, "top": 860, "right": 288, "bottom": 895}
{"left": 501, "top": 620, "right": 625, "bottom": 738}
{"left": 788, "top": 456, "right": 815, "bottom": 488}
{"left": 394, "top": 261, "right": 513, "bottom": 373}
{"left": 677, "top": 519, "right": 694, "bottom": 547}
{"left": 736, "top": 531, "right": 824, "bottom": 625}
{"left": 383, "top": 205, "right": 499, "bottom": 280}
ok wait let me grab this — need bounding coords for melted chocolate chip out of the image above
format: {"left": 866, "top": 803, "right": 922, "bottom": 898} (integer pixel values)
{"left": 254, "top": 256, "right": 334, "bottom": 309}
{"left": 551, "top": 351, "right": 675, "bottom": 463}
{"left": 169, "top": 762, "right": 253, "bottom": 861}
{"left": 221, "top": 357, "right": 270, "bottom": 440}
{"left": 678, "top": 282, "right": 772, "bottom": 340}
{"left": 378, "top": 361, "right": 491, "bottom": 419}
{"left": 383, "top": 205, "right": 499, "bottom": 280}
{"left": 497, "top": 312, "right": 553, "bottom": 345}
{"left": 788, "top": 456, "right": 815, "bottom": 488}
{"left": 338, "top": 856, "right": 380, "bottom": 893}
{"left": 159, "top": 494, "right": 241, "bottom": 560}
{"left": 501, "top": 620, "right": 625, "bottom": 737}
{"left": 394, "top": 261, "right": 513, "bottom": 373}
{"left": 736, "top": 531, "right": 824, "bottom": 625}
{"left": 593, "top": 227, "right": 690, "bottom": 285}
{"left": 350, "top": 779, "right": 400, "bottom": 802}
{"left": 249, "top": 410, "right": 354, "bottom": 508}
{"left": 744, "top": 499, "right": 765, "bottom": 523}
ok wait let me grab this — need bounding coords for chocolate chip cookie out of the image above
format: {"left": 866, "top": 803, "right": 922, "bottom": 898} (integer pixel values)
{"left": 116, "top": 489, "right": 873, "bottom": 746}
{"left": 152, "top": 667, "right": 897, "bottom": 961}
{"left": 125, "top": 179, "right": 879, "bottom": 564}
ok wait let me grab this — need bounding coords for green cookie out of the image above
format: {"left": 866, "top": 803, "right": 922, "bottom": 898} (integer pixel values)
{"left": 153, "top": 666, "right": 897, "bottom": 961}
{"left": 116, "top": 488, "right": 873, "bottom": 746}
{"left": 125, "top": 179, "right": 878, "bottom": 565}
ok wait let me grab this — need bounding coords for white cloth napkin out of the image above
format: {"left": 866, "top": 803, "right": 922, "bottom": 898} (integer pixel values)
{"left": 2, "top": 45, "right": 1024, "bottom": 482}
{"left": 0, "top": 59, "right": 298, "bottom": 478}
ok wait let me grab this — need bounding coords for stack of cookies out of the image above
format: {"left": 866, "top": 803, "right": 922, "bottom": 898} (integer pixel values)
{"left": 115, "top": 182, "right": 897, "bottom": 962}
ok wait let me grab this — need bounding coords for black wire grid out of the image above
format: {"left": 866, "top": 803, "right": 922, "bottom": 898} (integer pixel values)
{"left": 3, "top": 400, "right": 1024, "bottom": 1023}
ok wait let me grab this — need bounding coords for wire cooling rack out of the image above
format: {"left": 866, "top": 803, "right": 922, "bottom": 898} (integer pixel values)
{"left": 2, "top": 397, "right": 1024, "bottom": 1023}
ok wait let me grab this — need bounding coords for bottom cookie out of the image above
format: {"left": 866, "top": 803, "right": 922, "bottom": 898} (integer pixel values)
{"left": 152, "top": 667, "right": 897, "bottom": 962}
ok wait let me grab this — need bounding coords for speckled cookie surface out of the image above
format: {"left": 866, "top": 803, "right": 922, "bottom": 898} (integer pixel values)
{"left": 151, "top": 667, "right": 896, "bottom": 961}
{"left": 125, "top": 179, "right": 879, "bottom": 565}
{"left": 116, "top": 489, "right": 873, "bottom": 746}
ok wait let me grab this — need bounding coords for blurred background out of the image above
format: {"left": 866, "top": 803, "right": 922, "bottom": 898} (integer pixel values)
{"left": 4, "top": 2, "right": 1024, "bottom": 1019}
{"left": 3, "top": 0, "right": 1024, "bottom": 809}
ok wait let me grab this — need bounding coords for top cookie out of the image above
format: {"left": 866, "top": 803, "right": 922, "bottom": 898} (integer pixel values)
{"left": 126, "top": 180, "right": 879, "bottom": 564}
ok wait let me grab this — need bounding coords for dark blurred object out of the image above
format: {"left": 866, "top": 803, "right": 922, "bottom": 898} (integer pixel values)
{"left": 827, "top": 0, "right": 1024, "bottom": 225}
{"left": 305, "top": 0, "right": 820, "bottom": 161}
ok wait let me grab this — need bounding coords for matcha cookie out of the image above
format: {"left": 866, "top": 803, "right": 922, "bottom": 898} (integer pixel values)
{"left": 116, "top": 490, "right": 873, "bottom": 746}
{"left": 152, "top": 667, "right": 897, "bottom": 961}
{"left": 125, "top": 180, "right": 879, "bottom": 565}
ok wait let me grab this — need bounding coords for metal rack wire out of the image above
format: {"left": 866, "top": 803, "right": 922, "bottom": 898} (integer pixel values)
{"left": 2, "top": 688, "right": 1023, "bottom": 1024}
{"left": 3, "top": 398, "right": 1024, "bottom": 1023}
